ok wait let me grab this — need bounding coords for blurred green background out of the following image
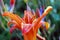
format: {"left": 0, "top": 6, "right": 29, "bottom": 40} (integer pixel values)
{"left": 0, "top": 0, "right": 60, "bottom": 40}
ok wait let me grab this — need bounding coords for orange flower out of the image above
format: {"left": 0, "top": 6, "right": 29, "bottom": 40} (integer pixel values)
{"left": 2, "top": 6, "right": 52, "bottom": 40}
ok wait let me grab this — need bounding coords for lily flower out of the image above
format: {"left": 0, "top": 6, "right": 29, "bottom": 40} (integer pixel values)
{"left": 2, "top": 6, "right": 52, "bottom": 40}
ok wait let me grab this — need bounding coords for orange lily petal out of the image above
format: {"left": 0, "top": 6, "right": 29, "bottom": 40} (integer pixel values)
{"left": 3, "top": 12, "right": 24, "bottom": 24}
{"left": 32, "top": 19, "right": 42, "bottom": 32}
{"left": 3, "top": 12, "right": 25, "bottom": 30}
{"left": 24, "top": 10, "right": 28, "bottom": 23}
{"left": 7, "top": 20, "right": 21, "bottom": 29}
{"left": 33, "top": 6, "right": 52, "bottom": 30}
{"left": 24, "top": 10, "right": 36, "bottom": 23}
